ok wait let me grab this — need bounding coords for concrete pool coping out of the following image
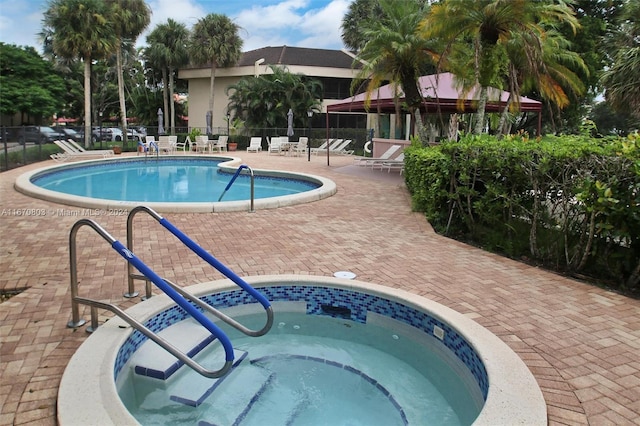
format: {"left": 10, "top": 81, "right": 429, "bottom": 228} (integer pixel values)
{"left": 14, "top": 155, "right": 337, "bottom": 213}
{"left": 57, "top": 275, "right": 547, "bottom": 426}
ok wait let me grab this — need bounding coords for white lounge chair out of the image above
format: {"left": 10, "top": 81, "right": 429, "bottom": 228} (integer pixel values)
{"left": 312, "top": 139, "right": 341, "bottom": 155}
{"left": 375, "top": 153, "right": 405, "bottom": 173}
{"left": 51, "top": 140, "right": 114, "bottom": 162}
{"left": 330, "top": 139, "right": 354, "bottom": 155}
{"left": 65, "top": 139, "right": 90, "bottom": 152}
{"left": 247, "top": 137, "right": 262, "bottom": 153}
{"left": 268, "top": 137, "right": 283, "bottom": 155}
{"left": 354, "top": 144, "right": 402, "bottom": 167}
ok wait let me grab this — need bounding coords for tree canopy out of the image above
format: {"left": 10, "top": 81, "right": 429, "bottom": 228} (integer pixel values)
{"left": 226, "top": 65, "right": 322, "bottom": 131}
{"left": 0, "top": 43, "right": 66, "bottom": 121}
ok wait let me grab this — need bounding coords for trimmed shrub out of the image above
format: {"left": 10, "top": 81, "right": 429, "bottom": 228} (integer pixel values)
{"left": 405, "top": 132, "right": 640, "bottom": 293}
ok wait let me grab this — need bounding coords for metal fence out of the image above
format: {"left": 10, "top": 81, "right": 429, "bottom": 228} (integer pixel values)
{"left": 1, "top": 125, "right": 372, "bottom": 172}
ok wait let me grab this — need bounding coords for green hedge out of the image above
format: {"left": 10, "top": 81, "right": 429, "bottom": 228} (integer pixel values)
{"left": 404, "top": 132, "right": 640, "bottom": 293}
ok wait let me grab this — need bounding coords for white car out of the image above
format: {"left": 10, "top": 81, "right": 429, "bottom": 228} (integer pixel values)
{"left": 126, "top": 129, "right": 144, "bottom": 142}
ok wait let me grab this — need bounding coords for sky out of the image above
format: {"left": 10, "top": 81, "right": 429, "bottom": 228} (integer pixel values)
{"left": 0, "top": 0, "right": 354, "bottom": 53}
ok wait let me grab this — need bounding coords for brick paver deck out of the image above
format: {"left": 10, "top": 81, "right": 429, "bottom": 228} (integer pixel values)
{"left": 1, "top": 152, "right": 639, "bottom": 425}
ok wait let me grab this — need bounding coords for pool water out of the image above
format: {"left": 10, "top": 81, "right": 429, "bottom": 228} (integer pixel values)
{"left": 31, "top": 158, "right": 319, "bottom": 203}
{"left": 118, "top": 312, "right": 484, "bottom": 425}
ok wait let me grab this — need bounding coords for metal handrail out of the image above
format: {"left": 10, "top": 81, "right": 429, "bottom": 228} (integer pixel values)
{"left": 67, "top": 218, "right": 235, "bottom": 378}
{"left": 218, "top": 164, "right": 255, "bottom": 212}
{"left": 137, "top": 140, "right": 158, "bottom": 159}
{"left": 74, "top": 296, "right": 233, "bottom": 378}
{"left": 125, "top": 206, "right": 273, "bottom": 337}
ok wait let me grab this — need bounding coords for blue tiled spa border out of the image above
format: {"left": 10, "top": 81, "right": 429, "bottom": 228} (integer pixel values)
{"left": 113, "top": 284, "right": 489, "bottom": 400}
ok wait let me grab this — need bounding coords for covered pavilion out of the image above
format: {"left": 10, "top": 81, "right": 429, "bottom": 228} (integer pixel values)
{"left": 326, "top": 72, "right": 543, "bottom": 136}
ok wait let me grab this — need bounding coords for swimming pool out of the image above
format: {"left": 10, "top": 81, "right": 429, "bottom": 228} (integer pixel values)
{"left": 57, "top": 276, "right": 547, "bottom": 425}
{"left": 15, "top": 156, "right": 336, "bottom": 213}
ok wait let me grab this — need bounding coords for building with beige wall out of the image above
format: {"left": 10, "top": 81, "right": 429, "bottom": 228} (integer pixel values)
{"left": 178, "top": 46, "right": 364, "bottom": 133}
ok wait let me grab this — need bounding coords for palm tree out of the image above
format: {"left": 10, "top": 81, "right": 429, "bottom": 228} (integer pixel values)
{"left": 497, "top": 28, "right": 586, "bottom": 135}
{"left": 106, "top": 0, "right": 151, "bottom": 142}
{"left": 146, "top": 19, "right": 190, "bottom": 135}
{"left": 422, "top": 0, "right": 580, "bottom": 134}
{"left": 600, "top": 1, "right": 640, "bottom": 119}
{"left": 226, "top": 65, "right": 322, "bottom": 132}
{"left": 188, "top": 14, "right": 243, "bottom": 135}
{"left": 353, "top": 0, "right": 435, "bottom": 141}
{"left": 42, "top": 0, "right": 116, "bottom": 147}
{"left": 341, "top": 0, "right": 384, "bottom": 52}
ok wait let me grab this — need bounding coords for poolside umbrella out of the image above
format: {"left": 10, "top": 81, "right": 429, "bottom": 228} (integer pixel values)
{"left": 287, "top": 108, "right": 294, "bottom": 137}
{"left": 206, "top": 110, "right": 212, "bottom": 135}
{"left": 157, "top": 108, "right": 165, "bottom": 135}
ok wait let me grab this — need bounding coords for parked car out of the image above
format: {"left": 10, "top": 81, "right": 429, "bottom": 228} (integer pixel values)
{"left": 77, "top": 127, "right": 122, "bottom": 143}
{"left": 19, "top": 126, "right": 65, "bottom": 144}
{"left": 58, "top": 128, "right": 83, "bottom": 144}
{"left": 127, "top": 128, "right": 144, "bottom": 142}
{"left": 108, "top": 128, "right": 124, "bottom": 141}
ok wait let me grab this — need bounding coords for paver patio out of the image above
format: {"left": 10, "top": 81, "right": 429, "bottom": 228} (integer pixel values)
{"left": 1, "top": 151, "right": 639, "bottom": 425}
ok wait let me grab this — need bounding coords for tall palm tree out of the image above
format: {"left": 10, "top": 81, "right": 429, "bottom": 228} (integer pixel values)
{"left": 146, "top": 19, "right": 190, "bottom": 134}
{"left": 188, "top": 14, "right": 242, "bottom": 134}
{"left": 42, "top": 0, "right": 116, "bottom": 147}
{"left": 341, "top": 0, "right": 384, "bottom": 52}
{"left": 106, "top": 0, "right": 151, "bottom": 141}
{"left": 353, "top": 0, "right": 435, "bottom": 141}
{"left": 422, "top": 0, "right": 580, "bottom": 134}
{"left": 601, "top": 1, "right": 640, "bottom": 119}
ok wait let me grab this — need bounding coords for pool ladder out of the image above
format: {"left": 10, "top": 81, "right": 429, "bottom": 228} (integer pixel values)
{"left": 137, "top": 140, "right": 159, "bottom": 159}
{"left": 66, "top": 206, "right": 273, "bottom": 378}
{"left": 218, "top": 164, "right": 255, "bottom": 212}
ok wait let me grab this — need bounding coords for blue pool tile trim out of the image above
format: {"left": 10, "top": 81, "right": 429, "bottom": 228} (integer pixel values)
{"left": 114, "top": 285, "right": 489, "bottom": 400}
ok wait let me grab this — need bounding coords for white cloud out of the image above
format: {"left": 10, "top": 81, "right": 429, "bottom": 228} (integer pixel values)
{"left": 235, "top": 0, "right": 352, "bottom": 50}
{"left": 297, "top": 0, "right": 351, "bottom": 49}
{"left": 0, "top": 0, "right": 354, "bottom": 53}
{"left": 140, "top": 0, "right": 206, "bottom": 46}
{"left": 0, "top": 1, "right": 45, "bottom": 49}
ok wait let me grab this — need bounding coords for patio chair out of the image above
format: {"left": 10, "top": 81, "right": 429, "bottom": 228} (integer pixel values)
{"left": 194, "top": 135, "right": 210, "bottom": 153}
{"left": 247, "top": 137, "right": 262, "bottom": 153}
{"left": 213, "top": 135, "right": 228, "bottom": 152}
{"left": 157, "top": 136, "right": 174, "bottom": 154}
{"left": 354, "top": 144, "right": 402, "bottom": 167}
{"left": 292, "top": 137, "right": 308, "bottom": 156}
{"left": 175, "top": 136, "right": 191, "bottom": 153}
{"left": 168, "top": 135, "right": 178, "bottom": 151}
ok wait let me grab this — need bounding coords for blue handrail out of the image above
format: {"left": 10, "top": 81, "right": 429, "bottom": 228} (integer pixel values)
{"left": 158, "top": 217, "right": 270, "bottom": 309}
{"left": 125, "top": 206, "right": 272, "bottom": 338}
{"left": 138, "top": 140, "right": 158, "bottom": 155}
{"left": 111, "top": 239, "right": 235, "bottom": 362}
{"left": 218, "top": 164, "right": 248, "bottom": 201}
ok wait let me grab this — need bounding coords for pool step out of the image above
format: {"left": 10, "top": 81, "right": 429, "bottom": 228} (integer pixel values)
{"left": 131, "top": 317, "right": 218, "bottom": 381}
{"left": 197, "top": 364, "right": 275, "bottom": 426}
{"left": 168, "top": 349, "right": 249, "bottom": 407}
